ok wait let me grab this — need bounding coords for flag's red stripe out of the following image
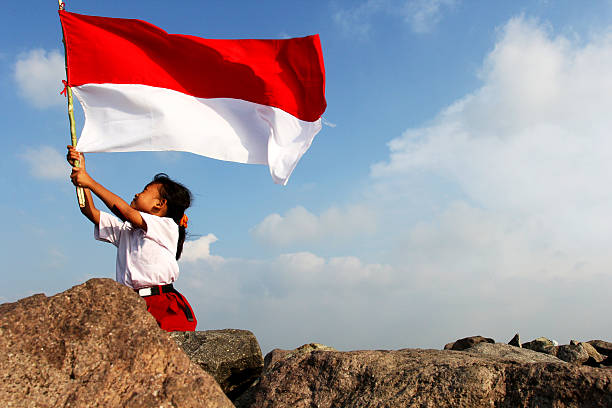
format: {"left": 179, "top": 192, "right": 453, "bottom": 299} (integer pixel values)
{"left": 59, "top": 10, "right": 326, "bottom": 122}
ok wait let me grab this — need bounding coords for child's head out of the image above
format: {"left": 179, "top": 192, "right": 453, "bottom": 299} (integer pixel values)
{"left": 146, "top": 173, "right": 192, "bottom": 260}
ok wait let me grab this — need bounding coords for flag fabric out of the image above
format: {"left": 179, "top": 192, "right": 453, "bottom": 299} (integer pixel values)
{"left": 59, "top": 10, "right": 326, "bottom": 185}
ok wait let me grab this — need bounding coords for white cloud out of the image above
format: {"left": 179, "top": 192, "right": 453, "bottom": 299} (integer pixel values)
{"left": 181, "top": 233, "right": 224, "bottom": 264}
{"left": 372, "top": 16, "right": 612, "bottom": 279}
{"left": 20, "top": 145, "right": 68, "bottom": 180}
{"left": 250, "top": 205, "right": 376, "bottom": 247}
{"left": 14, "top": 49, "right": 65, "bottom": 108}
{"left": 333, "top": 0, "right": 456, "bottom": 36}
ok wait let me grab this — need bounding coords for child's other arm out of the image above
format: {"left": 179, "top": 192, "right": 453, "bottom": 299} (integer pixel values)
{"left": 67, "top": 147, "right": 100, "bottom": 224}
{"left": 67, "top": 147, "right": 146, "bottom": 230}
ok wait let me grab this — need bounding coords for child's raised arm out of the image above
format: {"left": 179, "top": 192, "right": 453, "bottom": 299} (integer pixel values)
{"left": 67, "top": 146, "right": 100, "bottom": 225}
{"left": 67, "top": 146, "right": 146, "bottom": 230}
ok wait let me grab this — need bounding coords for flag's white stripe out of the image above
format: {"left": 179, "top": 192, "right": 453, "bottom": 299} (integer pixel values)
{"left": 73, "top": 83, "right": 321, "bottom": 185}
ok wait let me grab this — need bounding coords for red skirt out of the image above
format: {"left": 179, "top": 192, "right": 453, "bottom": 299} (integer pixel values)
{"left": 143, "top": 291, "right": 197, "bottom": 332}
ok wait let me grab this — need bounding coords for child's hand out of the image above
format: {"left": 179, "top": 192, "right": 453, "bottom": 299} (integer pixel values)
{"left": 66, "top": 145, "right": 85, "bottom": 169}
{"left": 70, "top": 166, "right": 94, "bottom": 188}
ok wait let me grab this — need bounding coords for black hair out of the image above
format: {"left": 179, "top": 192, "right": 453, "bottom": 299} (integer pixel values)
{"left": 148, "top": 173, "right": 192, "bottom": 260}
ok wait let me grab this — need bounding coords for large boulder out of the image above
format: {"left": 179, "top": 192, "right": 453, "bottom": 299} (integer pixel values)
{"left": 170, "top": 329, "right": 263, "bottom": 401}
{"left": 240, "top": 346, "right": 612, "bottom": 408}
{"left": 0, "top": 278, "right": 233, "bottom": 408}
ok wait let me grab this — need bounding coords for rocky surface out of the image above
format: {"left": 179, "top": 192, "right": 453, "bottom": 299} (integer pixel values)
{"left": 0, "top": 278, "right": 233, "bottom": 408}
{"left": 171, "top": 329, "right": 263, "bottom": 401}
{"left": 238, "top": 344, "right": 612, "bottom": 408}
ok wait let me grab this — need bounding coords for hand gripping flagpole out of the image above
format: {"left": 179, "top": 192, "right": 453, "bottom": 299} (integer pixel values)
{"left": 59, "top": 1, "right": 86, "bottom": 207}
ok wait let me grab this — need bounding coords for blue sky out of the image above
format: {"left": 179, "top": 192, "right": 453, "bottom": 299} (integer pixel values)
{"left": 2, "top": 0, "right": 612, "bottom": 354}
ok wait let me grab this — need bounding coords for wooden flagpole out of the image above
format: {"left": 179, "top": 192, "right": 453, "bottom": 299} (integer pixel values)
{"left": 59, "top": 0, "right": 85, "bottom": 207}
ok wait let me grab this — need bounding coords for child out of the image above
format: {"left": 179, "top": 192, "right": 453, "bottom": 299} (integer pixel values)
{"left": 67, "top": 146, "right": 197, "bottom": 331}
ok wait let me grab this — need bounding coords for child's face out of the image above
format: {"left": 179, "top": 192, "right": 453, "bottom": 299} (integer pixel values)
{"left": 131, "top": 183, "right": 164, "bottom": 214}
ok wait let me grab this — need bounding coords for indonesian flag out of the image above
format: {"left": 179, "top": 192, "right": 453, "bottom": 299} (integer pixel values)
{"left": 59, "top": 10, "right": 326, "bottom": 185}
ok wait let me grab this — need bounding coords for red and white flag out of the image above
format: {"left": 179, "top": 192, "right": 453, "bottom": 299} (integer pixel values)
{"left": 59, "top": 10, "right": 326, "bottom": 185}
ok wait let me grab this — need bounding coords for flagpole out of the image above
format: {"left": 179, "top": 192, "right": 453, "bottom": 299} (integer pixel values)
{"left": 59, "top": 1, "right": 85, "bottom": 207}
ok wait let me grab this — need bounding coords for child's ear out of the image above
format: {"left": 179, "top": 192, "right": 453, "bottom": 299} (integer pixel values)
{"left": 154, "top": 198, "right": 167, "bottom": 212}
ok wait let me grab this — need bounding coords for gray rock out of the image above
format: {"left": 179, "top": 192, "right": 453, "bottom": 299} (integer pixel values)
{"left": 0, "top": 278, "right": 233, "bottom": 408}
{"left": 508, "top": 333, "right": 521, "bottom": 347}
{"left": 446, "top": 335, "right": 495, "bottom": 351}
{"left": 522, "top": 336, "right": 555, "bottom": 352}
{"left": 240, "top": 347, "right": 612, "bottom": 408}
{"left": 171, "top": 329, "right": 263, "bottom": 401}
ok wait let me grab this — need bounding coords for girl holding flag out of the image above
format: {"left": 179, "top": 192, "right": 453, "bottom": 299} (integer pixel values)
{"left": 67, "top": 146, "right": 197, "bottom": 331}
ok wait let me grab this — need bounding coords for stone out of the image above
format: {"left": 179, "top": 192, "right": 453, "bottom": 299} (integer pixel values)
{"left": 588, "top": 340, "right": 612, "bottom": 356}
{"left": 239, "top": 347, "right": 612, "bottom": 408}
{"left": 578, "top": 342, "right": 605, "bottom": 363}
{"left": 522, "top": 336, "right": 555, "bottom": 353}
{"left": 464, "top": 342, "right": 563, "bottom": 363}
{"left": 236, "top": 343, "right": 336, "bottom": 408}
{"left": 0, "top": 278, "right": 233, "bottom": 408}
{"left": 549, "top": 344, "right": 590, "bottom": 364}
{"left": 170, "top": 329, "right": 264, "bottom": 401}
{"left": 508, "top": 333, "right": 521, "bottom": 347}
{"left": 264, "top": 343, "right": 336, "bottom": 372}
{"left": 602, "top": 355, "right": 612, "bottom": 367}
{"left": 448, "top": 335, "right": 495, "bottom": 351}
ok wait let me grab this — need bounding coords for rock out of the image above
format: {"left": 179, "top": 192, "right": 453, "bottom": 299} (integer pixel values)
{"left": 522, "top": 336, "right": 555, "bottom": 352}
{"left": 508, "top": 333, "right": 521, "bottom": 347}
{"left": 240, "top": 347, "right": 612, "bottom": 407}
{"left": 170, "top": 329, "right": 263, "bottom": 401}
{"left": 578, "top": 342, "right": 605, "bottom": 363}
{"left": 464, "top": 342, "right": 563, "bottom": 363}
{"left": 264, "top": 343, "right": 336, "bottom": 372}
{"left": 602, "top": 355, "right": 612, "bottom": 367}
{"left": 588, "top": 340, "right": 612, "bottom": 356}
{"left": 547, "top": 344, "right": 590, "bottom": 364}
{"left": 443, "top": 342, "right": 455, "bottom": 350}
{"left": 447, "top": 335, "right": 495, "bottom": 351}
{"left": 0, "top": 278, "right": 233, "bottom": 408}
{"left": 235, "top": 343, "right": 336, "bottom": 408}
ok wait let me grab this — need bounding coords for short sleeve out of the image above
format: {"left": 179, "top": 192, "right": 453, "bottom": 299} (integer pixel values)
{"left": 140, "top": 212, "right": 179, "bottom": 255}
{"left": 94, "top": 211, "right": 124, "bottom": 247}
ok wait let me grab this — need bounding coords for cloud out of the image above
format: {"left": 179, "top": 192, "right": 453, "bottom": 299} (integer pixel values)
{"left": 371, "top": 16, "right": 612, "bottom": 279}
{"left": 178, "top": 230, "right": 611, "bottom": 354}
{"left": 181, "top": 233, "right": 224, "bottom": 264}
{"left": 333, "top": 0, "right": 456, "bottom": 36}
{"left": 14, "top": 49, "right": 65, "bottom": 109}
{"left": 250, "top": 205, "right": 376, "bottom": 247}
{"left": 20, "top": 145, "right": 68, "bottom": 180}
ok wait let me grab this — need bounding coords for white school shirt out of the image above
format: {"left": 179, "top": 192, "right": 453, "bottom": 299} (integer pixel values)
{"left": 94, "top": 211, "right": 180, "bottom": 289}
